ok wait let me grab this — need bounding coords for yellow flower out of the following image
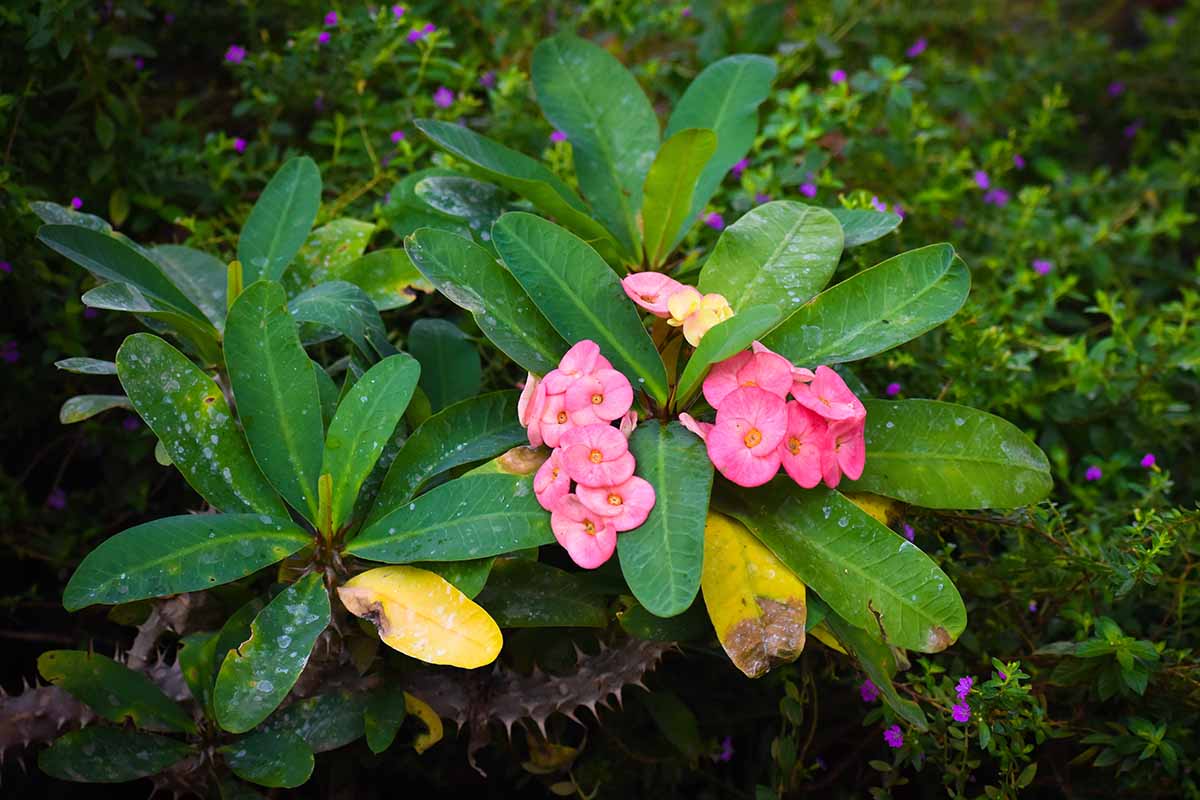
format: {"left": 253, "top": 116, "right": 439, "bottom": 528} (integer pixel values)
{"left": 666, "top": 287, "right": 734, "bottom": 346}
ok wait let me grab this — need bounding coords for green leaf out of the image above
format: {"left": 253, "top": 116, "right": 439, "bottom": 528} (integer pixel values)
{"left": 846, "top": 400, "right": 1053, "bottom": 509}
{"left": 406, "top": 228, "right": 567, "bottom": 374}
{"left": 289, "top": 218, "right": 376, "bottom": 291}
{"left": 619, "top": 421, "right": 713, "bottom": 617}
{"left": 149, "top": 244, "right": 228, "bottom": 329}
{"left": 30, "top": 200, "right": 113, "bottom": 233}
{"left": 675, "top": 305, "right": 782, "bottom": 408}
{"left": 763, "top": 243, "right": 970, "bottom": 365}
{"left": 364, "top": 686, "right": 407, "bottom": 754}
{"left": 618, "top": 600, "right": 714, "bottom": 642}
{"left": 59, "top": 394, "right": 131, "bottom": 423}
{"left": 698, "top": 201, "right": 843, "bottom": 317}
{"left": 225, "top": 281, "right": 326, "bottom": 521}
{"left": 414, "top": 176, "right": 506, "bottom": 241}
{"left": 322, "top": 354, "right": 420, "bottom": 532}
{"left": 63, "top": 514, "right": 310, "bottom": 611}
{"left": 288, "top": 281, "right": 396, "bottom": 361}
{"left": 419, "top": 558, "right": 495, "bottom": 599}
{"left": 406, "top": 319, "right": 483, "bottom": 412}
{"left": 493, "top": 213, "right": 668, "bottom": 404}
{"left": 717, "top": 482, "right": 966, "bottom": 653}
{"left": 39, "top": 728, "right": 193, "bottom": 784}
{"left": 665, "top": 54, "right": 777, "bottom": 235}
{"left": 38, "top": 224, "right": 210, "bottom": 323}
{"left": 370, "top": 391, "right": 526, "bottom": 519}
{"left": 639, "top": 691, "right": 703, "bottom": 758}
{"left": 338, "top": 249, "right": 429, "bottom": 311}
{"left": 641, "top": 129, "right": 717, "bottom": 267}
{"left": 117, "top": 334, "right": 286, "bottom": 516}
{"left": 414, "top": 119, "right": 625, "bottom": 263}
{"left": 237, "top": 156, "right": 322, "bottom": 283}
{"left": 81, "top": 282, "right": 222, "bottom": 364}
{"left": 55, "top": 357, "right": 118, "bottom": 375}
{"left": 259, "top": 688, "right": 368, "bottom": 752}
{"left": 348, "top": 473, "right": 552, "bottom": 564}
{"left": 223, "top": 730, "right": 314, "bottom": 789}
{"left": 214, "top": 572, "right": 331, "bottom": 733}
{"left": 38, "top": 650, "right": 195, "bottom": 733}
{"left": 532, "top": 33, "right": 660, "bottom": 257}
{"left": 314, "top": 361, "right": 340, "bottom": 430}
{"left": 177, "top": 632, "right": 219, "bottom": 720}
{"left": 475, "top": 559, "right": 608, "bottom": 628}
{"left": 828, "top": 208, "right": 903, "bottom": 248}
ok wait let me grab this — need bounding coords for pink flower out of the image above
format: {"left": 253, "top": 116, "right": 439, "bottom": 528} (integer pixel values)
{"left": 1108, "top": 81, "right": 1125, "bottom": 97}
{"left": 543, "top": 340, "right": 611, "bottom": 394}
{"left": 565, "top": 369, "right": 634, "bottom": 425}
{"left": 550, "top": 130, "right": 568, "bottom": 143}
{"left": 225, "top": 44, "right": 246, "bottom": 64}
{"left": 233, "top": 137, "right": 247, "bottom": 153}
{"left": 622, "top": 272, "right": 683, "bottom": 318}
{"left": 883, "top": 725, "right": 903, "bottom": 748}
{"left": 830, "top": 69, "right": 847, "bottom": 84}
{"left": 537, "top": 393, "right": 573, "bottom": 448}
{"left": 678, "top": 412, "right": 713, "bottom": 442}
{"left": 324, "top": 11, "right": 338, "bottom": 25}
{"left": 577, "top": 475, "right": 656, "bottom": 532}
{"left": 984, "top": 188, "right": 1010, "bottom": 206}
{"left": 703, "top": 212, "right": 724, "bottom": 230}
{"left": 821, "top": 417, "right": 866, "bottom": 488}
{"left": 951, "top": 702, "right": 971, "bottom": 723}
{"left": 703, "top": 346, "right": 792, "bottom": 409}
{"left": 518, "top": 372, "right": 548, "bottom": 446}
{"left": 779, "top": 403, "right": 827, "bottom": 489}
{"left": 870, "top": 196, "right": 888, "bottom": 213}
{"left": 550, "top": 494, "right": 617, "bottom": 569}
{"left": 46, "top": 487, "right": 67, "bottom": 510}
{"left": 619, "top": 410, "right": 638, "bottom": 438}
{"left": 792, "top": 366, "right": 865, "bottom": 422}
{"left": 560, "top": 424, "right": 636, "bottom": 487}
{"left": 902, "top": 523, "right": 915, "bottom": 541}
{"left": 0, "top": 261, "right": 11, "bottom": 273}
{"left": 907, "top": 38, "right": 927, "bottom": 58}
{"left": 1141, "top": 453, "right": 1156, "bottom": 468}
{"left": 407, "top": 27, "right": 426, "bottom": 42}
{"left": 706, "top": 387, "right": 788, "bottom": 487}
{"left": 390, "top": 130, "right": 406, "bottom": 144}
{"left": 859, "top": 680, "right": 879, "bottom": 703}
{"left": 666, "top": 287, "right": 734, "bottom": 347}
{"left": 70, "top": 197, "right": 83, "bottom": 210}
{"left": 422, "top": 23, "right": 435, "bottom": 33}
{"left": 1085, "top": 465, "right": 1103, "bottom": 481}
{"left": 534, "top": 449, "right": 570, "bottom": 511}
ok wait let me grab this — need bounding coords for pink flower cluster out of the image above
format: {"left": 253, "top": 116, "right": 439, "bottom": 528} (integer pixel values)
{"left": 679, "top": 343, "right": 866, "bottom": 489}
{"left": 518, "top": 341, "right": 655, "bottom": 569}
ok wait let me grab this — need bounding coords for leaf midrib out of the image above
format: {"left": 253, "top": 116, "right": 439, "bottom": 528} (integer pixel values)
{"left": 645, "top": 133, "right": 710, "bottom": 266}
{"left": 257, "top": 166, "right": 306, "bottom": 282}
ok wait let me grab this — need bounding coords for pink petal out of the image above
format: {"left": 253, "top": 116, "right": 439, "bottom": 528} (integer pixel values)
{"left": 577, "top": 475, "right": 656, "bottom": 531}
{"left": 678, "top": 412, "right": 713, "bottom": 442}
{"left": 565, "top": 369, "right": 632, "bottom": 423}
{"left": 703, "top": 350, "right": 753, "bottom": 409}
{"left": 559, "top": 340, "right": 605, "bottom": 377}
{"left": 622, "top": 273, "right": 682, "bottom": 317}
{"left": 778, "top": 403, "right": 826, "bottom": 489}
{"left": 707, "top": 423, "right": 781, "bottom": 487}
{"left": 550, "top": 494, "right": 617, "bottom": 569}
{"left": 831, "top": 417, "right": 866, "bottom": 480}
{"left": 517, "top": 372, "right": 541, "bottom": 425}
{"left": 563, "top": 447, "right": 636, "bottom": 488}
{"left": 619, "top": 410, "right": 639, "bottom": 438}
{"left": 715, "top": 387, "right": 789, "bottom": 453}
{"left": 534, "top": 450, "right": 570, "bottom": 511}
{"left": 794, "top": 366, "right": 865, "bottom": 421}
{"left": 736, "top": 349, "right": 793, "bottom": 399}
{"left": 538, "top": 393, "right": 573, "bottom": 448}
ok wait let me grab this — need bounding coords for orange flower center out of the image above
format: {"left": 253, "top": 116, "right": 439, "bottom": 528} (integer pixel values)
{"left": 551, "top": 467, "right": 560, "bottom": 479}
{"left": 640, "top": 293, "right": 657, "bottom": 303}
{"left": 589, "top": 449, "right": 604, "bottom": 463}
{"left": 787, "top": 436, "right": 803, "bottom": 455}
{"left": 591, "top": 392, "right": 604, "bottom": 405}
{"left": 607, "top": 493, "right": 623, "bottom": 506}
{"left": 743, "top": 428, "right": 763, "bottom": 448}
{"left": 583, "top": 519, "right": 596, "bottom": 535}
{"left": 742, "top": 379, "right": 757, "bottom": 387}
{"left": 557, "top": 411, "right": 568, "bottom": 424}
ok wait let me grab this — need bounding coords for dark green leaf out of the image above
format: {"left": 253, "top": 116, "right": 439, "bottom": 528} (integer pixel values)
{"left": 290, "top": 218, "right": 376, "bottom": 291}
{"left": 38, "top": 650, "right": 195, "bottom": 733}
{"left": 59, "top": 394, "right": 131, "bottom": 423}
{"left": 177, "top": 632, "right": 219, "bottom": 721}
{"left": 223, "top": 730, "right": 314, "bottom": 789}
{"left": 364, "top": 686, "right": 407, "bottom": 754}
{"left": 419, "top": 558, "right": 495, "bottom": 599}
{"left": 338, "top": 249, "right": 429, "bottom": 311}
{"left": 149, "top": 244, "right": 228, "bottom": 329}
{"left": 641, "top": 128, "right": 717, "bottom": 267}
{"left": 237, "top": 157, "right": 322, "bottom": 283}
{"left": 259, "top": 689, "right": 368, "bottom": 752}
{"left": 675, "top": 305, "right": 782, "bottom": 408}
{"left": 30, "top": 200, "right": 113, "bottom": 233}
{"left": 39, "top": 728, "right": 193, "bottom": 784}
{"left": 55, "top": 357, "right": 117, "bottom": 375}
{"left": 80, "top": 282, "right": 222, "bottom": 364}
{"left": 414, "top": 176, "right": 506, "bottom": 241}
{"left": 619, "top": 600, "right": 713, "bottom": 642}
{"left": 828, "top": 208, "right": 903, "bottom": 247}
{"left": 639, "top": 691, "right": 703, "bottom": 757}
{"left": 475, "top": 559, "right": 608, "bottom": 628}
{"left": 288, "top": 281, "right": 396, "bottom": 361}
{"left": 406, "top": 319, "right": 481, "bottom": 412}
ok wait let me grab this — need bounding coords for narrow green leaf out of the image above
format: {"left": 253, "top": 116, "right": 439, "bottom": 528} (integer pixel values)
{"left": 314, "top": 361, "right": 340, "bottom": 430}
{"left": 225, "top": 281, "right": 326, "bottom": 521}
{"left": 149, "top": 244, "right": 228, "bottom": 329}
{"left": 619, "top": 421, "right": 713, "bottom": 617}
{"left": 222, "top": 730, "right": 314, "bottom": 789}
{"left": 406, "top": 319, "right": 482, "bottom": 412}
{"left": 675, "top": 305, "right": 782, "bottom": 408}
{"left": 82, "top": 282, "right": 222, "bottom": 364}
{"left": 227, "top": 260, "right": 244, "bottom": 310}
{"left": 846, "top": 399, "right": 1053, "bottom": 509}
{"left": 475, "top": 559, "right": 608, "bottom": 628}
{"left": 414, "top": 176, "right": 506, "bottom": 241}
{"left": 288, "top": 281, "right": 397, "bottom": 360}
{"left": 59, "top": 394, "right": 131, "bottom": 423}
{"left": 55, "top": 357, "right": 117, "bottom": 375}
{"left": 39, "top": 728, "right": 193, "bottom": 784}
{"left": 214, "top": 572, "right": 331, "bottom": 733}
{"left": 828, "top": 208, "right": 903, "bottom": 248}
{"left": 641, "top": 128, "right": 717, "bottom": 267}
{"left": 117, "top": 333, "right": 286, "bottom": 516}
{"left": 338, "top": 249, "right": 429, "bottom": 311}
{"left": 63, "top": 514, "right": 310, "bottom": 611}
{"left": 237, "top": 156, "right": 322, "bottom": 283}
{"left": 38, "top": 650, "right": 195, "bottom": 733}
{"left": 406, "top": 228, "right": 567, "bottom": 374}
{"left": 763, "top": 243, "right": 970, "bottom": 365}
{"left": 177, "top": 632, "right": 219, "bottom": 721}
{"left": 493, "top": 213, "right": 668, "bottom": 404}
{"left": 364, "top": 686, "right": 407, "bottom": 754}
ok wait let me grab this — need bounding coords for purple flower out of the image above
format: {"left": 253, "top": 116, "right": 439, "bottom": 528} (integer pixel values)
{"left": 83, "top": 307, "right": 99, "bottom": 320}
{"left": 1032, "top": 258, "right": 1052, "bottom": 275}
{"left": 313, "top": 96, "right": 326, "bottom": 111}
{"left": 1107, "top": 81, "right": 1124, "bottom": 97}
{"left": 1085, "top": 465, "right": 1103, "bottom": 482}
{"left": 800, "top": 182, "right": 817, "bottom": 198}
{"left": 1013, "top": 153, "right": 1026, "bottom": 169}
{"left": 859, "top": 680, "right": 880, "bottom": 703}
{"left": 1140, "top": 453, "right": 1156, "bottom": 468}
{"left": 870, "top": 196, "right": 888, "bottom": 213}
{"left": 392, "top": 5, "right": 405, "bottom": 17}
{"left": 906, "top": 38, "right": 927, "bottom": 58}
{"left": 122, "top": 415, "right": 141, "bottom": 432}
{"left": 973, "top": 170, "right": 990, "bottom": 190}
{"left": 951, "top": 701, "right": 971, "bottom": 723}
{"left": 317, "top": 31, "right": 331, "bottom": 44}
{"left": 46, "top": 488, "right": 67, "bottom": 510}
{"left": 70, "top": 197, "right": 83, "bottom": 210}
{"left": 1124, "top": 120, "right": 1142, "bottom": 140}
{"left": 681, "top": 6, "right": 692, "bottom": 17}
{"left": 550, "top": 130, "right": 568, "bottom": 143}
{"left": 0, "top": 341, "right": 18, "bottom": 364}
{"left": 894, "top": 205, "right": 905, "bottom": 218}
{"left": 225, "top": 44, "right": 246, "bottom": 64}
{"left": 883, "top": 725, "right": 903, "bottom": 749}
{"left": 233, "top": 137, "right": 247, "bottom": 153}
{"left": 422, "top": 23, "right": 436, "bottom": 33}
{"left": 324, "top": 10, "right": 338, "bottom": 25}
{"left": 715, "top": 736, "right": 734, "bottom": 762}
{"left": 830, "top": 69, "right": 847, "bottom": 85}
{"left": 885, "top": 382, "right": 901, "bottom": 397}
{"left": 479, "top": 70, "right": 496, "bottom": 88}
{"left": 703, "top": 212, "right": 725, "bottom": 230}
{"left": 0, "top": 261, "right": 11, "bottom": 274}
{"left": 997, "top": 670, "right": 1007, "bottom": 680}
{"left": 815, "top": 756, "right": 827, "bottom": 770}
{"left": 164, "top": 12, "right": 175, "bottom": 24}
{"left": 730, "top": 158, "right": 749, "bottom": 177}
{"left": 133, "top": 57, "right": 145, "bottom": 70}
{"left": 902, "top": 523, "right": 915, "bottom": 542}
{"left": 984, "top": 188, "right": 1010, "bottom": 206}
{"left": 754, "top": 193, "right": 771, "bottom": 204}
{"left": 955, "top": 676, "right": 974, "bottom": 700}
{"left": 1028, "top": 600, "right": 1038, "bottom": 613}
{"left": 433, "top": 86, "right": 454, "bottom": 108}
{"left": 390, "top": 130, "right": 406, "bottom": 144}
{"left": 407, "top": 28, "right": 425, "bottom": 42}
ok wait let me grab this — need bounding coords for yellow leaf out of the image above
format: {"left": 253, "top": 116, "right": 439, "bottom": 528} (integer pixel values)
{"left": 807, "top": 622, "right": 848, "bottom": 654}
{"left": 403, "top": 691, "right": 444, "bottom": 754}
{"left": 337, "top": 566, "right": 503, "bottom": 669}
{"left": 843, "top": 492, "right": 899, "bottom": 526}
{"left": 701, "top": 512, "right": 807, "bottom": 678}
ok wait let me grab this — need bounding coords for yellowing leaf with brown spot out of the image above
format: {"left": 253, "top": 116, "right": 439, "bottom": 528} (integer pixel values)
{"left": 701, "top": 512, "right": 807, "bottom": 678}
{"left": 337, "top": 566, "right": 502, "bottom": 669}
{"left": 403, "top": 692, "right": 444, "bottom": 754}
{"left": 843, "top": 492, "right": 898, "bottom": 525}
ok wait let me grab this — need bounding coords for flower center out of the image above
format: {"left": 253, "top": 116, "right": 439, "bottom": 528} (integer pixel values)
{"left": 583, "top": 519, "right": 596, "bottom": 535}
{"left": 743, "top": 428, "right": 762, "bottom": 448}
{"left": 591, "top": 392, "right": 604, "bottom": 405}
{"left": 551, "top": 467, "right": 560, "bottom": 479}
{"left": 607, "top": 493, "right": 623, "bottom": 506}
{"left": 589, "top": 449, "right": 604, "bottom": 463}
{"left": 557, "top": 411, "right": 568, "bottom": 424}
{"left": 640, "top": 293, "right": 657, "bottom": 303}
{"left": 742, "top": 379, "right": 757, "bottom": 387}
{"left": 787, "top": 436, "right": 803, "bottom": 455}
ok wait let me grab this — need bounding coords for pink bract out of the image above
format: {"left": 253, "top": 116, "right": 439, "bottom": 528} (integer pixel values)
{"left": 577, "top": 475, "right": 656, "bottom": 532}
{"left": 564, "top": 368, "right": 633, "bottom": 424}
{"left": 702, "top": 350, "right": 752, "bottom": 409}
{"left": 619, "top": 409, "right": 639, "bottom": 438}
{"left": 518, "top": 373, "right": 548, "bottom": 447}
{"left": 560, "top": 423, "right": 636, "bottom": 487}
{"left": 822, "top": 417, "right": 866, "bottom": 487}
{"left": 779, "top": 402, "right": 827, "bottom": 489}
{"left": 537, "top": 393, "right": 574, "bottom": 448}
{"left": 550, "top": 494, "right": 617, "bottom": 569}
{"left": 544, "top": 340, "right": 611, "bottom": 395}
{"left": 678, "top": 412, "right": 713, "bottom": 442}
{"left": 706, "top": 387, "right": 788, "bottom": 487}
{"left": 622, "top": 272, "right": 683, "bottom": 318}
{"left": 703, "top": 344, "right": 792, "bottom": 409}
{"left": 534, "top": 449, "right": 570, "bottom": 512}
{"left": 793, "top": 365, "right": 866, "bottom": 422}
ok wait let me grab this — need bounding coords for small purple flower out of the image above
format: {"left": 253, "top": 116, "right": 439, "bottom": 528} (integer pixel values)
{"left": 164, "top": 12, "right": 175, "bottom": 24}
{"left": 1013, "top": 153, "right": 1026, "bottom": 169}
{"left": 407, "top": 28, "right": 425, "bottom": 42}
{"left": 70, "top": 197, "right": 83, "bottom": 210}
{"left": 902, "top": 523, "right": 915, "bottom": 542}
{"left": 122, "top": 415, "right": 141, "bottom": 432}
{"left": 1028, "top": 600, "right": 1038, "bottom": 613}
{"left": 1032, "top": 258, "right": 1052, "bottom": 275}
{"left": 46, "top": 488, "right": 67, "bottom": 510}
{"left": 883, "top": 725, "right": 904, "bottom": 749}
{"left": 906, "top": 38, "right": 927, "bottom": 58}
{"left": 0, "top": 341, "right": 18, "bottom": 364}
{"left": 225, "top": 44, "right": 246, "bottom": 64}
{"left": 997, "top": 670, "right": 1007, "bottom": 680}
{"left": 951, "top": 701, "right": 971, "bottom": 723}
{"left": 1107, "top": 81, "right": 1124, "bottom": 97}
{"left": 0, "top": 261, "right": 11, "bottom": 274}
{"left": 885, "top": 382, "right": 901, "bottom": 397}
{"left": 703, "top": 212, "right": 725, "bottom": 230}
{"left": 894, "top": 205, "right": 905, "bottom": 218}
{"left": 133, "top": 57, "right": 145, "bottom": 70}
{"left": 392, "top": 5, "right": 405, "bottom": 17}
{"left": 1140, "top": 453, "right": 1156, "bottom": 468}
{"left": 955, "top": 676, "right": 974, "bottom": 700}
{"left": 984, "top": 188, "right": 1010, "bottom": 206}
{"left": 754, "top": 193, "right": 771, "bottom": 204}
{"left": 869, "top": 196, "right": 888, "bottom": 213}
{"left": 317, "top": 31, "right": 331, "bottom": 44}
{"left": 681, "top": 6, "right": 692, "bottom": 17}
{"left": 422, "top": 23, "right": 436, "bottom": 33}
{"left": 1124, "top": 120, "right": 1142, "bottom": 140}
{"left": 380, "top": 154, "right": 392, "bottom": 168}
{"left": 800, "top": 182, "right": 817, "bottom": 198}
{"left": 859, "top": 680, "right": 880, "bottom": 703}
{"left": 433, "top": 86, "right": 454, "bottom": 108}
{"left": 313, "top": 96, "right": 326, "bottom": 111}
{"left": 1085, "top": 465, "right": 1103, "bottom": 482}
{"left": 550, "top": 130, "right": 568, "bottom": 143}
{"left": 479, "top": 70, "right": 496, "bottom": 88}
{"left": 715, "top": 736, "right": 734, "bottom": 762}
{"left": 324, "top": 10, "right": 338, "bottom": 26}
{"left": 390, "top": 130, "right": 406, "bottom": 144}
{"left": 829, "top": 69, "right": 847, "bottom": 85}
{"left": 973, "top": 170, "right": 990, "bottom": 190}
{"left": 83, "top": 307, "right": 99, "bottom": 320}
{"left": 730, "top": 158, "right": 749, "bottom": 177}
{"left": 815, "top": 756, "right": 827, "bottom": 770}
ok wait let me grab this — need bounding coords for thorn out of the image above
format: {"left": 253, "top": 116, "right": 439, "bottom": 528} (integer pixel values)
{"left": 611, "top": 687, "right": 624, "bottom": 708}
{"left": 572, "top": 643, "right": 587, "bottom": 664}
{"left": 529, "top": 664, "right": 544, "bottom": 680}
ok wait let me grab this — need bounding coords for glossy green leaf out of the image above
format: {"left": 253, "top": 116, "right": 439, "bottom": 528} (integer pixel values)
{"left": 828, "top": 208, "right": 903, "bottom": 248}
{"left": 493, "top": 213, "right": 668, "bottom": 404}
{"left": 59, "top": 394, "right": 131, "bottom": 423}
{"left": 38, "top": 650, "right": 195, "bottom": 733}
{"left": 475, "top": 559, "right": 608, "bottom": 628}
{"left": 149, "top": 244, "right": 228, "bottom": 329}
{"left": 763, "top": 243, "right": 970, "bottom": 365}
{"left": 117, "top": 333, "right": 286, "bottom": 516}
{"left": 717, "top": 481, "right": 966, "bottom": 653}
{"left": 322, "top": 354, "right": 420, "bottom": 532}
{"left": 237, "top": 156, "right": 322, "bottom": 283}
{"left": 225, "top": 281, "right": 325, "bottom": 521}
{"left": 177, "top": 632, "right": 219, "bottom": 720}
{"left": 364, "top": 686, "right": 407, "bottom": 754}
{"left": 223, "top": 730, "right": 314, "bottom": 789}
{"left": 698, "top": 201, "right": 843, "bottom": 317}
{"left": 640, "top": 691, "right": 703, "bottom": 758}
{"left": 665, "top": 54, "right": 777, "bottom": 234}
{"left": 291, "top": 218, "right": 376, "bottom": 290}
{"left": 314, "top": 361, "right": 339, "bottom": 429}
{"left": 675, "top": 305, "right": 782, "bottom": 408}
{"left": 39, "top": 728, "right": 193, "bottom": 784}
{"left": 214, "top": 572, "right": 331, "bottom": 733}
{"left": 338, "top": 249, "right": 430, "bottom": 311}
{"left": 370, "top": 391, "right": 525, "bottom": 519}
{"left": 414, "top": 176, "right": 506, "bottom": 241}
{"left": 619, "top": 421, "right": 714, "bottom": 617}
{"left": 30, "top": 200, "right": 113, "bottom": 233}
{"left": 414, "top": 119, "right": 625, "bottom": 263}
{"left": 406, "top": 319, "right": 481, "bottom": 412}
{"left": 288, "top": 280, "right": 396, "bottom": 360}
{"left": 63, "top": 514, "right": 309, "bottom": 611}
{"left": 349, "top": 473, "right": 552, "bottom": 564}
{"left": 618, "top": 600, "right": 714, "bottom": 642}
{"left": 532, "top": 33, "right": 660, "bottom": 257}
{"left": 846, "top": 399, "right": 1053, "bottom": 509}
{"left": 259, "top": 688, "right": 368, "bottom": 752}
{"left": 80, "top": 282, "right": 222, "bottom": 364}
{"left": 405, "top": 228, "right": 567, "bottom": 374}
{"left": 641, "top": 128, "right": 717, "bottom": 267}
{"left": 55, "top": 357, "right": 118, "bottom": 375}
{"left": 419, "top": 558, "right": 495, "bottom": 599}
